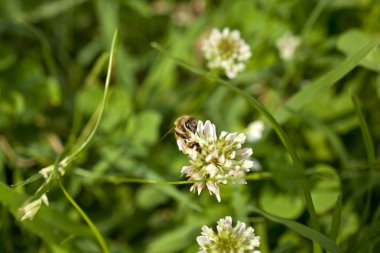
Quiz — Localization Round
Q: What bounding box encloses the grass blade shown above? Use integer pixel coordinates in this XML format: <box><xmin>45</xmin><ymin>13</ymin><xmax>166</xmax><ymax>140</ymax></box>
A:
<box><xmin>249</xmin><ymin>205</ymin><xmax>340</xmax><ymax>253</ymax></box>
<box><xmin>350</xmin><ymin>93</ymin><xmax>376</xmax><ymax>170</ymax></box>
<box><xmin>58</xmin><ymin>179</ymin><xmax>110</xmax><ymax>253</ymax></box>
<box><xmin>23</xmin><ymin>0</ymin><xmax>88</xmax><ymax>23</ymax></box>
<box><xmin>348</xmin><ymin>220</ymin><xmax>380</xmax><ymax>253</ymax></box>
<box><xmin>275</xmin><ymin>35</ymin><xmax>380</xmax><ymax>124</ymax></box>
<box><xmin>351</xmin><ymin>92</ymin><xmax>376</xmax><ymax>225</ymax></box>
<box><xmin>329</xmin><ymin>195</ymin><xmax>342</xmax><ymax>241</ymax></box>
<box><xmin>301</xmin><ymin>0</ymin><xmax>329</xmax><ymax>38</ymax></box>
<box><xmin>284</xmin><ymin>108</ymin><xmax>350</xmax><ymax>170</ymax></box>
<box><xmin>64</xmin><ymin>28</ymin><xmax>119</xmax><ymax>166</ymax></box>
<box><xmin>55</xmin><ymin>28</ymin><xmax>119</xmax><ymax>253</ymax></box>
<box><xmin>0</xmin><ymin>182</ymin><xmax>92</xmax><ymax>246</ymax></box>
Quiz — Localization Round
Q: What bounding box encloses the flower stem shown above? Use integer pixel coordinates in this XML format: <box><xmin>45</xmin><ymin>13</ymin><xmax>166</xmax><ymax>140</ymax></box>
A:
<box><xmin>58</xmin><ymin>178</ymin><xmax>110</xmax><ymax>253</ymax></box>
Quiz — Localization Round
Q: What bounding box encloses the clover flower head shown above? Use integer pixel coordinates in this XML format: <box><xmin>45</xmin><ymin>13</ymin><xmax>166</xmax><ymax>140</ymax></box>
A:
<box><xmin>275</xmin><ymin>32</ymin><xmax>301</xmax><ymax>61</ymax></box>
<box><xmin>179</xmin><ymin>120</ymin><xmax>253</xmax><ymax>202</ymax></box>
<box><xmin>245</xmin><ymin>120</ymin><xmax>265</xmax><ymax>143</ymax></box>
<box><xmin>19</xmin><ymin>194</ymin><xmax>49</xmax><ymax>221</ymax></box>
<box><xmin>196</xmin><ymin>216</ymin><xmax>261</xmax><ymax>253</ymax></box>
<box><xmin>202</xmin><ymin>27</ymin><xmax>251</xmax><ymax>79</ymax></box>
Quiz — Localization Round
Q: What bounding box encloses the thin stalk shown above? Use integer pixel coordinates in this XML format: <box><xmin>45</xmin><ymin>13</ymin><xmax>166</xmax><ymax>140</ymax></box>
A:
<box><xmin>64</xmin><ymin>29</ymin><xmax>119</xmax><ymax>166</ymax></box>
<box><xmin>351</xmin><ymin>92</ymin><xmax>376</xmax><ymax>224</ymax></box>
<box><xmin>97</xmin><ymin>169</ymin><xmax>337</xmax><ymax>185</ymax></box>
<box><xmin>58</xmin><ymin>179</ymin><xmax>109</xmax><ymax>253</ymax></box>
<box><xmin>279</xmin><ymin>0</ymin><xmax>329</xmax><ymax>92</ymax></box>
<box><xmin>301</xmin><ymin>0</ymin><xmax>329</xmax><ymax>38</ymax></box>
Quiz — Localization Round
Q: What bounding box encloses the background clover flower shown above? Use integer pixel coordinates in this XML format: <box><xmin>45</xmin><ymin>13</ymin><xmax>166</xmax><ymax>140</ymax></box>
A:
<box><xmin>179</xmin><ymin>120</ymin><xmax>254</xmax><ymax>202</ymax></box>
<box><xmin>202</xmin><ymin>27</ymin><xmax>251</xmax><ymax>79</ymax></box>
<box><xmin>275</xmin><ymin>32</ymin><xmax>301</xmax><ymax>61</ymax></box>
<box><xmin>196</xmin><ymin>216</ymin><xmax>261</xmax><ymax>253</ymax></box>
<box><xmin>245</xmin><ymin>120</ymin><xmax>265</xmax><ymax>143</ymax></box>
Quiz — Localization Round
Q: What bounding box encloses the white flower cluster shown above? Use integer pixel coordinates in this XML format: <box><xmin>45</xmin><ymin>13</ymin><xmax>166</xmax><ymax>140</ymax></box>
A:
<box><xmin>19</xmin><ymin>194</ymin><xmax>49</xmax><ymax>221</ymax></box>
<box><xmin>197</xmin><ymin>216</ymin><xmax>261</xmax><ymax>253</ymax></box>
<box><xmin>245</xmin><ymin>120</ymin><xmax>265</xmax><ymax>143</ymax></box>
<box><xmin>275</xmin><ymin>32</ymin><xmax>301</xmax><ymax>61</ymax></box>
<box><xmin>202</xmin><ymin>28</ymin><xmax>251</xmax><ymax>79</ymax></box>
<box><xmin>179</xmin><ymin>120</ymin><xmax>253</xmax><ymax>202</ymax></box>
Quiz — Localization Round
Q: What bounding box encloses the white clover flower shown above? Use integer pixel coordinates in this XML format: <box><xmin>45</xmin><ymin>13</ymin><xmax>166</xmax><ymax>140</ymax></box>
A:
<box><xmin>202</xmin><ymin>27</ymin><xmax>251</xmax><ymax>79</ymax></box>
<box><xmin>275</xmin><ymin>32</ymin><xmax>301</xmax><ymax>61</ymax></box>
<box><xmin>179</xmin><ymin>120</ymin><xmax>254</xmax><ymax>202</ymax></box>
<box><xmin>245</xmin><ymin>120</ymin><xmax>265</xmax><ymax>143</ymax></box>
<box><xmin>19</xmin><ymin>194</ymin><xmax>49</xmax><ymax>221</ymax></box>
<box><xmin>196</xmin><ymin>216</ymin><xmax>261</xmax><ymax>253</ymax></box>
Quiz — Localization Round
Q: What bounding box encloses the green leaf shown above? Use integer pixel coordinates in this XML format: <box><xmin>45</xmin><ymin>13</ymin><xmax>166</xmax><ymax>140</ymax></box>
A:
<box><xmin>0</xmin><ymin>182</ymin><xmax>93</xmax><ymax>246</ymax></box>
<box><xmin>303</xmin><ymin>130</ymin><xmax>334</xmax><ymax>161</ymax></box>
<box><xmin>145</xmin><ymin>224</ymin><xmax>201</xmax><ymax>253</ymax></box>
<box><xmin>274</xmin><ymin>34</ymin><xmax>380</xmax><ymax>124</ymax></box>
<box><xmin>329</xmin><ymin>195</ymin><xmax>342</xmax><ymax>241</ymax></box>
<box><xmin>76</xmin><ymin>85</ymin><xmax>104</xmax><ymax>115</ymax></box>
<box><xmin>259</xmin><ymin>185</ymin><xmax>304</xmax><ymax>219</ymax></box>
<box><xmin>249</xmin><ymin>205</ymin><xmax>341</xmax><ymax>253</ymax></box>
<box><xmin>23</xmin><ymin>0</ymin><xmax>89</xmax><ymax>23</ymax></box>
<box><xmin>131</xmin><ymin>110</ymin><xmax>162</xmax><ymax>145</ymax></box>
<box><xmin>101</xmin><ymin>86</ymin><xmax>132</xmax><ymax>131</ymax></box>
<box><xmin>349</xmin><ymin>220</ymin><xmax>380</xmax><ymax>253</ymax></box>
<box><xmin>311</xmin><ymin>165</ymin><xmax>341</xmax><ymax>215</ymax></box>
<box><xmin>136</xmin><ymin>185</ymin><xmax>169</xmax><ymax>210</ymax></box>
<box><xmin>46</xmin><ymin>76</ymin><xmax>61</xmax><ymax>106</ymax></box>
<box><xmin>336</xmin><ymin>202</ymin><xmax>359</xmax><ymax>243</ymax></box>
<box><xmin>337</xmin><ymin>30</ymin><xmax>380</xmax><ymax>72</ymax></box>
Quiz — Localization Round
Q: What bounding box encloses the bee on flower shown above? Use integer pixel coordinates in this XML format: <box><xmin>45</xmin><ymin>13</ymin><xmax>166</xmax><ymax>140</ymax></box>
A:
<box><xmin>175</xmin><ymin>116</ymin><xmax>254</xmax><ymax>202</ymax></box>
<box><xmin>196</xmin><ymin>216</ymin><xmax>261</xmax><ymax>253</ymax></box>
<box><xmin>202</xmin><ymin>27</ymin><xmax>252</xmax><ymax>79</ymax></box>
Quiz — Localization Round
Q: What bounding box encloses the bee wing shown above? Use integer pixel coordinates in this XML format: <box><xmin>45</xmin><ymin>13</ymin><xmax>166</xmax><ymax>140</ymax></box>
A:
<box><xmin>177</xmin><ymin>139</ymin><xmax>185</xmax><ymax>151</ymax></box>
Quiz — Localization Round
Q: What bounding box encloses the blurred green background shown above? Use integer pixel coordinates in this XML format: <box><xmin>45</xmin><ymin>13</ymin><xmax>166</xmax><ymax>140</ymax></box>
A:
<box><xmin>1</xmin><ymin>0</ymin><xmax>380</xmax><ymax>252</ymax></box>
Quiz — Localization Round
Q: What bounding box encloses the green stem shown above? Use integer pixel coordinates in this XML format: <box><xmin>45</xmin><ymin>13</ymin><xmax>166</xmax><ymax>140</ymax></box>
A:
<box><xmin>301</xmin><ymin>0</ymin><xmax>329</xmax><ymax>38</ymax></box>
<box><xmin>351</xmin><ymin>92</ymin><xmax>376</xmax><ymax>224</ymax></box>
<box><xmin>280</xmin><ymin>0</ymin><xmax>329</xmax><ymax>92</ymax></box>
<box><xmin>65</xmin><ymin>28</ymin><xmax>119</xmax><ymax>166</ymax></box>
<box><xmin>58</xmin><ymin>179</ymin><xmax>110</xmax><ymax>253</ymax></box>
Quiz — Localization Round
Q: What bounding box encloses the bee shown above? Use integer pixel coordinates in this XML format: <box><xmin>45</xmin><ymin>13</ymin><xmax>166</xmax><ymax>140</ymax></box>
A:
<box><xmin>174</xmin><ymin>115</ymin><xmax>200</xmax><ymax>152</ymax></box>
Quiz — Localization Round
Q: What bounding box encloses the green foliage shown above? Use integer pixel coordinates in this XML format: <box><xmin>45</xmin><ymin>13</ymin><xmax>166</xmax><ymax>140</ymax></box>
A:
<box><xmin>249</xmin><ymin>205</ymin><xmax>340</xmax><ymax>253</ymax></box>
<box><xmin>1</xmin><ymin>0</ymin><xmax>380</xmax><ymax>252</ymax></box>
